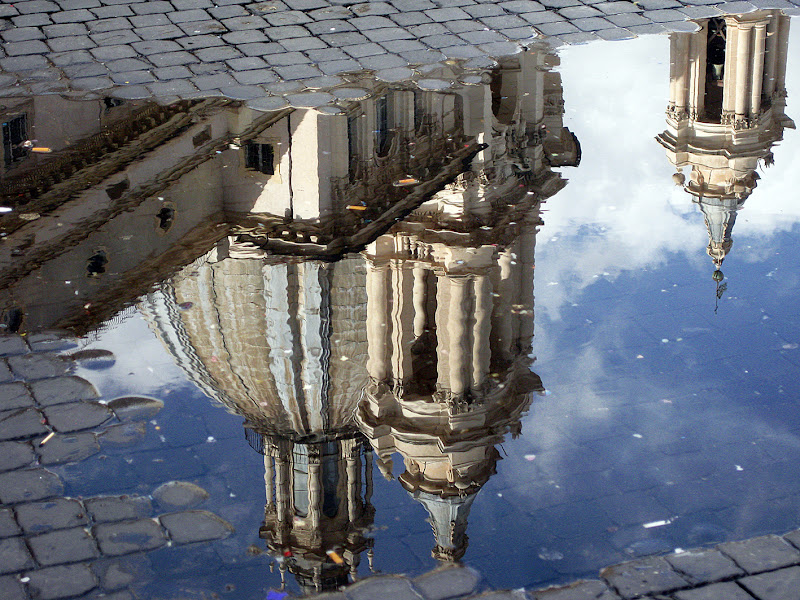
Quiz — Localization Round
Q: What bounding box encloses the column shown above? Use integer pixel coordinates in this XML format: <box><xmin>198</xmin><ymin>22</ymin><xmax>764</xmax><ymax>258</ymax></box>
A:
<box><xmin>763</xmin><ymin>15</ymin><xmax>779</xmax><ymax>98</ymax></box>
<box><xmin>734</xmin><ymin>24</ymin><xmax>753</xmax><ymax>120</ymax></box>
<box><xmin>308</xmin><ymin>455</ymin><xmax>322</xmax><ymax>529</ymax></box>
<box><xmin>472</xmin><ymin>275</ymin><xmax>491</xmax><ymax>391</ymax></box>
<box><xmin>435</xmin><ymin>273</ymin><xmax>451</xmax><ymax>390</ymax></box>
<box><xmin>668</xmin><ymin>34</ymin><xmax>679</xmax><ymax>108</ymax></box>
<box><xmin>390</xmin><ymin>261</ymin><xmax>415</xmax><ymax>387</ymax></box>
<box><xmin>774</xmin><ymin>15</ymin><xmax>790</xmax><ymax>95</ymax></box>
<box><xmin>722</xmin><ymin>20</ymin><xmax>739</xmax><ymax>118</ymax></box>
<box><xmin>492</xmin><ymin>252</ymin><xmax>514</xmax><ymax>363</ymax></box>
<box><xmin>346</xmin><ymin>445</ymin><xmax>359</xmax><ymax>522</ymax></box>
<box><xmin>275</xmin><ymin>453</ymin><xmax>290</xmax><ymax>523</ymax></box>
<box><xmin>366</xmin><ymin>263</ymin><xmax>389</xmax><ymax>381</ymax></box>
<box><xmin>750</xmin><ymin>23</ymin><xmax>767</xmax><ymax>116</ymax></box>
<box><xmin>448</xmin><ymin>277</ymin><xmax>469</xmax><ymax>396</ymax></box>
<box><xmin>412</xmin><ymin>264</ymin><xmax>428</xmax><ymax>338</ymax></box>
<box><xmin>264</xmin><ymin>455</ymin><xmax>275</xmax><ymax>510</ymax></box>
<box><xmin>688</xmin><ymin>22</ymin><xmax>707</xmax><ymax>118</ymax></box>
<box><xmin>674</xmin><ymin>33</ymin><xmax>690</xmax><ymax>114</ymax></box>
<box><xmin>365</xmin><ymin>448</ymin><xmax>373</xmax><ymax>505</ymax></box>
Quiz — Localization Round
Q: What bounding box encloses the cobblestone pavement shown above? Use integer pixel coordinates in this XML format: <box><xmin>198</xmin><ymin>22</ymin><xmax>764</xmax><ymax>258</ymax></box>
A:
<box><xmin>0</xmin><ymin>332</ymin><xmax>235</xmax><ymax>600</ymax></box>
<box><xmin>308</xmin><ymin>531</ymin><xmax>800</xmax><ymax>600</ymax></box>
<box><xmin>0</xmin><ymin>0</ymin><xmax>797</xmax><ymax>110</ymax></box>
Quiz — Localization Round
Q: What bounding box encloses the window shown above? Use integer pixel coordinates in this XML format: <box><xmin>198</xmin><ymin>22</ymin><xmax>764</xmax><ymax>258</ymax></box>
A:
<box><xmin>3</xmin><ymin>114</ymin><xmax>28</xmax><ymax>168</ymax></box>
<box><xmin>245</xmin><ymin>142</ymin><xmax>274</xmax><ymax>175</ymax></box>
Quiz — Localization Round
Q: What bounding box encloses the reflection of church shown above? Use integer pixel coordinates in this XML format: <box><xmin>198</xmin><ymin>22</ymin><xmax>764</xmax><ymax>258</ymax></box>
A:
<box><xmin>354</xmin><ymin>48</ymin><xmax>577</xmax><ymax>562</ymax></box>
<box><xmin>657</xmin><ymin>10</ymin><xmax>794</xmax><ymax>276</ymax></box>
<box><xmin>6</xmin><ymin>40</ymin><xmax>578</xmax><ymax>585</ymax></box>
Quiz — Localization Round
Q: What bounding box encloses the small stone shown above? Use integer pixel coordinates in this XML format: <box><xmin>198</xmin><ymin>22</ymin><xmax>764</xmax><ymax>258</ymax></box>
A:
<box><xmin>0</xmin><ymin>362</ymin><xmax>12</xmax><ymax>384</ymax></box>
<box><xmin>159</xmin><ymin>510</ymin><xmax>234</xmax><ymax>544</ymax></box>
<box><xmin>739</xmin><ymin>565</ymin><xmax>800</xmax><ymax>600</ymax></box>
<box><xmin>94</xmin><ymin>519</ymin><xmax>167</xmax><ymax>555</ymax></box>
<box><xmin>65</xmin><ymin>349</ymin><xmax>115</xmax><ymax>370</ymax></box>
<box><xmin>0</xmin><ymin>507</ymin><xmax>20</xmax><ymax>538</ymax></box>
<box><xmin>332</xmin><ymin>87</ymin><xmax>370</xmax><ymax>100</ymax></box>
<box><xmin>534</xmin><ymin>580</ymin><xmax>620</xmax><ymax>600</ymax></box>
<box><xmin>375</xmin><ymin>67</ymin><xmax>415</xmax><ymax>82</ymax></box>
<box><xmin>0</xmin><ymin>335</ymin><xmax>28</xmax><ymax>356</ymax></box>
<box><xmin>718</xmin><ymin>534</ymin><xmax>800</xmax><ymax>574</ymax></box>
<box><xmin>153</xmin><ymin>481</ymin><xmax>210</xmax><ymax>510</ymax></box>
<box><xmin>674</xmin><ymin>581</ymin><xmax>755</xmax><ymax>600</ymax></box>
<box><xmin>43</xmin><ymin>401</ymin><xmax>112</xmax><ymax>433</ymax></box>
<box><xmin>346</xmin><ymin>576</ymin><xmax>422</xmax><ymax>600</ymax></box>
<box><xmin>245</xmin><ymin>96</ymin><xmax>289</xmax><ymax>111</ymax></box>
<box><xmin>414</xmin><ymin>565</ymin><xmax>480</xmax><ymax>600</ymax></box>
<box><xmin>106</xmin><ymin>397</ymin><xmax>164</xmax><ymax>422</ymax></box>
<box><xmin>37</xmin><ymin>431</ymin><xmax>100</xmax><ymax>465</ymax></box>
<box><xmin>286</xmin><ymin>92</ymin><xmax>335</xmax><ymax>107</ymax></box>
<box><xmin>601</xmin><ymin>556</ymin><xmax>689</xmax><ymax>597</ymax></box>
<box><xmin>665</xmin><ymin>548</ymin><xmax>743</xmax><ymax>584</ymax></box>
<box><xmin>0</xmin><ymin>537</ymin><xmax>35</xmax><ymax>574</ymax></box>
<box><xmin>0</xmin><ymin>468</ymin><xmax>63</xmax><ymax>504</ymax></box>
<box><xmin>0</xmin><ymin>408</ymin><xmax>48</xmax><ymax>441</ymax></box>
<box><xmin>25</xmin><ymin>564</ymin><xmax>98</xmax><ymax>600</ymax></box>
<box><xmin>28</xmin><ymin>526</ymin><xmax>99</xmax><ymax>566</ymax></box>
<box><xmin>26</xmin><ymin>331</ymin><xmax>78</xmax><ymax>353</ymax></box>
<box><xmin>0</xmin><ymin>441</ymin><xmax>34</xmax><ymax>471</ymax></box>
<box><xmin>85</xmin><ymin>495</ymin><xmax>152</xmax><ymax>523</ymax></box>
<box><xmin>0</xmin><ymin>383</ymin><xmax>34</xmax><ymax>410</ymax></box>
<box><xmin>15</xmin><ymin>498</ymin><xmax>88</xmax><ymax>533</ymax></box>
<box><xmin>7</xmin><ymin>354</ymin><xmax>68</xmax><ymax>381</ymax></box>
<box><xmin>0</xmin><ymin>575</ymin><xmax>26</xmax><ymax>600</ymax></box>
<box><xmin>416</xmin><ymin>78</ymin><xmax>452</xmax><ymax>90</ymax></box>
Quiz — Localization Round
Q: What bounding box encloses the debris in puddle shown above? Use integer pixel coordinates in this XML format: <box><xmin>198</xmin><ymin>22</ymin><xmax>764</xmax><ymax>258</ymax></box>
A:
<box><xmin>643</xmin><ymin>519</ymin><xmax>672</xmax><ymax>528</ymax></box>
<box><xmin>326</xmin><ymin>550</ymin><xmax>344</xmax><ymax>564</ymax></box>
<box><xmin>538</xmin><ymin>548</ymin><xmax>564</xmax><ymax>560</ymax></box>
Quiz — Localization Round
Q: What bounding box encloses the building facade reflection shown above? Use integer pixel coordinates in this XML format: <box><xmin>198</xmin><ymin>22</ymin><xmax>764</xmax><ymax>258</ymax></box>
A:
<box><xmin>13</xmin><ymin>43</ymin><xmax>578</xmax><ymax>588</ymax></box>
<box><xmin>354</xmin><ymin>48</ymin><xmax>577</xmax><ymax>562</ymax></box>
<box><xmin>657</xmin><ymin>10</ymin><xmax>794</xmax><ymax>276</ymax></box>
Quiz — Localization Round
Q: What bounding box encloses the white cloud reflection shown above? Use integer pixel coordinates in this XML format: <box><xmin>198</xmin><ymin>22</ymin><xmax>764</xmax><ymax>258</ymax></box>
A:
<box><xmin>536</xmin><ymin>24</ymin><xmax>800</xmax><ymax>321</ymax></box>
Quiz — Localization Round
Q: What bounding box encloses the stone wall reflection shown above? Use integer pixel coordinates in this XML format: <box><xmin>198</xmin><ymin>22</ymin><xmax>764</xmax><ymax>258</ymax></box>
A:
<box><xmin>658</xmin><ymin>10</ymin><xmax>795</xmax><ymax>277</ymax></box>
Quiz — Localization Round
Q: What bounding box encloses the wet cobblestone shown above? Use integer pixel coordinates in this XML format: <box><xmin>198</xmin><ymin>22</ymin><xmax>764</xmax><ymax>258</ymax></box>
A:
<box><xmin>299</xmin><ymin>527</ymin><xmax>800</xmax><ymax>599</ymax></box>
<box><xmin>0</xmin><ymin>0</ymin><xmax>795</xmax><ymax>107</ymax></box>
<box><xmin>0</xmin><ymin>333</ymin><xmax>234</xmax><ymax>600</ymax></box>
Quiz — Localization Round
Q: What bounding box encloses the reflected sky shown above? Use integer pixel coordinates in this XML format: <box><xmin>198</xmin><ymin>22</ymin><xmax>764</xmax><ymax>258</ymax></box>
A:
<box><xmin>3</xmin><ymin>12</ymin><xmax>800</xmax><ymax>598</ymax></box>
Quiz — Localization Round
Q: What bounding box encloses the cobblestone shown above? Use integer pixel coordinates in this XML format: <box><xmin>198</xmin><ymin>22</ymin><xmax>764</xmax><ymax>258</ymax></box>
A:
<box><xmin>15</xmin><ymin>498</ymin><xmax>89</xmax><ymax>533</ymax></box>
<box><xmin>4</xmin><ymin>0</ymin><xmax>784</xmax><ymax>106</ymax></box>
<box><xmin>718</xmin><ymin>534</ymin><xmax>800</xmax><ymax>574</ymax></box>
<box><xmin>94</xmin><ymin>518</ymin><xmax>168</xmax><ymax>555</ymax></box>
<box><xmin>85</xmin><ymin>495</ymin><xmax>153</xmax><ymax>523</ymax></box>
<box><xmin>28</xmin><ymin>526</ymin><xmax>100</xmax><ymax>565</ymax></box>
<box><xmin>25</xmin><ymin>563</ymin><xmax>98</xmax><ymax>600</ymax></box>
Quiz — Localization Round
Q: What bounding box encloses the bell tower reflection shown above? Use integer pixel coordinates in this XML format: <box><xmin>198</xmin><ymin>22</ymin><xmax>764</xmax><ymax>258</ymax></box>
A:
<box><xmin>658</xmin><ymin>10</ymin><xmax>794</xmax><ymax>278</ymax></box>
<box><xmin>355</xmin><ymin>47</ymin><xmax>577</xmax><ymax>562</ymax></box>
